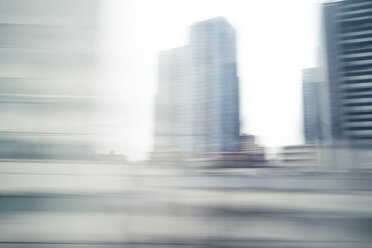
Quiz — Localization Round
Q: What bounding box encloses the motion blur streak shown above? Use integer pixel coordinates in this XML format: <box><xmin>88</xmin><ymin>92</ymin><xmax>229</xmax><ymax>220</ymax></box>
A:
<box><xmin>0</xmin><ymin>0</ymin><xmax>372</xmax><ymax>248</ymax></box>
<box><xmin>0</xmin><ymin>0</ymin><xmax>101</xmax><ymax>160</ymax></box>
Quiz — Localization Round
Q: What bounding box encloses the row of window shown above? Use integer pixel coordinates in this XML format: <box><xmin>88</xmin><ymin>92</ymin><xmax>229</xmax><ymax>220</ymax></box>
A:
<box><xmin>340</xmin><ymin>8</ymin><xmax>372</xmax><ymax>20</ymax></box>
<box><xmin>343</xmin><ymin>63</ymin><xmax>372</xmax><ymax>71</ymax></box>
<box><xmin>343</xmin><ymin>78</ymin><xmax>372</xmax><ymax>84</ymax></box>
<box><xmin>342</xmin><ymin>39</ymin><xmax>372</xmax><ymax>50</ymax></box>
<box><xmin>344</xmin><ymin>93</ymin><xmax>372</xmax><ymax>99</ymax></box>
<box><xmin>340</xmin><ymin>2</ymin><xmax>372</xmax><ymax>14</ymax></box>
<box><xmin>343</xmin><ymin>69</ymin><xmax>372</xmax><ymax>76</ymax></box>
<box><xmin>346</xmin><ymin>110</ymin><xmax>372</xmax><ymax>115</ymax></box>
<box><xmin>341</xmin><ymin>32</ymin><xmax>372</xmax><ymax>41</ymax></box>
<box><xmin>344</xmin><ymin>102</ymin><xmax>372</xmax><ymax>107</ymax></box>
<box><xmin>342</xmin><ymin>44</ymin><xmax>372</xmax><ymax>54</ymax></box>
<box><xmin>346</xmin><ymin>117</ymin><xmax>372</xmax><ymax>122</ymax></box>
<box><xmin>342</xmin><ymin>54</ymin><xmax>372</xmax><ymax>62</ymax></box>
<box><xmin>346</xmin><ymin>126</ymin><xmax>372</xmax><ymax>130</ymax></box>
<box><xmin>341</xmin><ymin>20</ymin><xmax>372</xmax><ymax>33</ymax></box>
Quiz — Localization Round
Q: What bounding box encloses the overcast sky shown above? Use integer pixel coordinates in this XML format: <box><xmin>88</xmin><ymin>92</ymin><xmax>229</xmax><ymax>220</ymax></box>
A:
<box><xmin>96</xmin><ymin>0</ymin><xmax>323</xmax><ymax>160</ymax></box>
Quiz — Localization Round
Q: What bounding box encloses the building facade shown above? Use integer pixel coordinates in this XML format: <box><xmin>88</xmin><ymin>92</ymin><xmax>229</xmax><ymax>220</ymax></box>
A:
<box><xmin>322</xmin><ymin>0</ymin><xmax>372</xmax><ymax>146</ymax></box>
<box><xmin>154</xmin><ymin>17</ymin><xmax>240</xmax><ymax>154</ymax></box>
<box><xmin>302</xmin><ymin>68</ymin><xmax>324</xmax><ymax>144</ymax></box>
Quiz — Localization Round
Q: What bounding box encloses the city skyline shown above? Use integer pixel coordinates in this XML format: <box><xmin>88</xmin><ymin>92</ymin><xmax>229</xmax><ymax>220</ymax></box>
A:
<box><xmin>99</xmin><ymin>0</ymin><xmax>321</xmax><ymax>159</ymax></box>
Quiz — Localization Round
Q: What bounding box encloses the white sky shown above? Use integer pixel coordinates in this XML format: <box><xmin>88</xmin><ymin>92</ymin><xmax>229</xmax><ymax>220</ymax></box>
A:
<box><xmin>96</xmin><ymin>0</ymin><xmax>323</xmax><ymax>160</ymax></box>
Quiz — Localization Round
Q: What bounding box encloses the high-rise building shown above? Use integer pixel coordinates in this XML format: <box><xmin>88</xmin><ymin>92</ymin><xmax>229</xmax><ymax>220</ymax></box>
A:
<box><xmin>302</xmin><ymin>68</ymin><xmax>324</xmax><ymax>143</ymax></box>
<box><xmin>321</xmin><ymin>0</ymin><xmax>372</xmax><ymax>146</ymax></box>
<box><xmin>154</xmin><ymin>17</ymin><xmax>240</xmax><ymax>154</ymax></box>
<box><xmin>154</xmin><ymin>46</ymin><xmax>191</xmax><ymax>151</ymax></box>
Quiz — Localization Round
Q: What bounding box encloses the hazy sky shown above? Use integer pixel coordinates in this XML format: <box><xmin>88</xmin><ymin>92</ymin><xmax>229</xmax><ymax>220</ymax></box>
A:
<box><xmin>97</xmin><ymin>0</ymin><xmax>323</xmax><ymax>160</ymax></box>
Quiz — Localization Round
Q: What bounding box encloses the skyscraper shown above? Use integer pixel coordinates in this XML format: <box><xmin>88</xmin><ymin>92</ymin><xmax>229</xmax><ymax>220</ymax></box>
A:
<box><xmin>154</xmin><ymin>17</ymin><xmax>240</xmax><ymax>154</ymax></box>
<box><xmin>302</xmin><ymin>68</ymin><xmax>323</xmax><ymax>144</ymax></box>
<box><xmin>321</xmin><ymin>0</ymin><xmax>372</xmax><ymax>146</ymax></box>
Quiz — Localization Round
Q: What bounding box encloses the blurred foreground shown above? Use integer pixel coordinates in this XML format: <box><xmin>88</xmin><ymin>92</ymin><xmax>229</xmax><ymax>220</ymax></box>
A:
<box><xmin>0</xmin><ymin>159</ymin><xmax>371</xmax><ymax>248</ymax></box>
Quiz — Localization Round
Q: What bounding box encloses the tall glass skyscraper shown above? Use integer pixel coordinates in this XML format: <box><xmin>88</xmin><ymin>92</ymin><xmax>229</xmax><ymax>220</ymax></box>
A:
<box><xmin>154</xmin><ymin>17</ymin><xmax>240</xmax><ymax>153</ymax></box>
<box><xmin>322</xmin><ymin>0</ymin><xmax>372</xmax><ymax>146</ymax></box>
<box><xmin>302</xmin><ymin>68</ymin><xmax>324</xmax><ymax>144</ymax></box>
